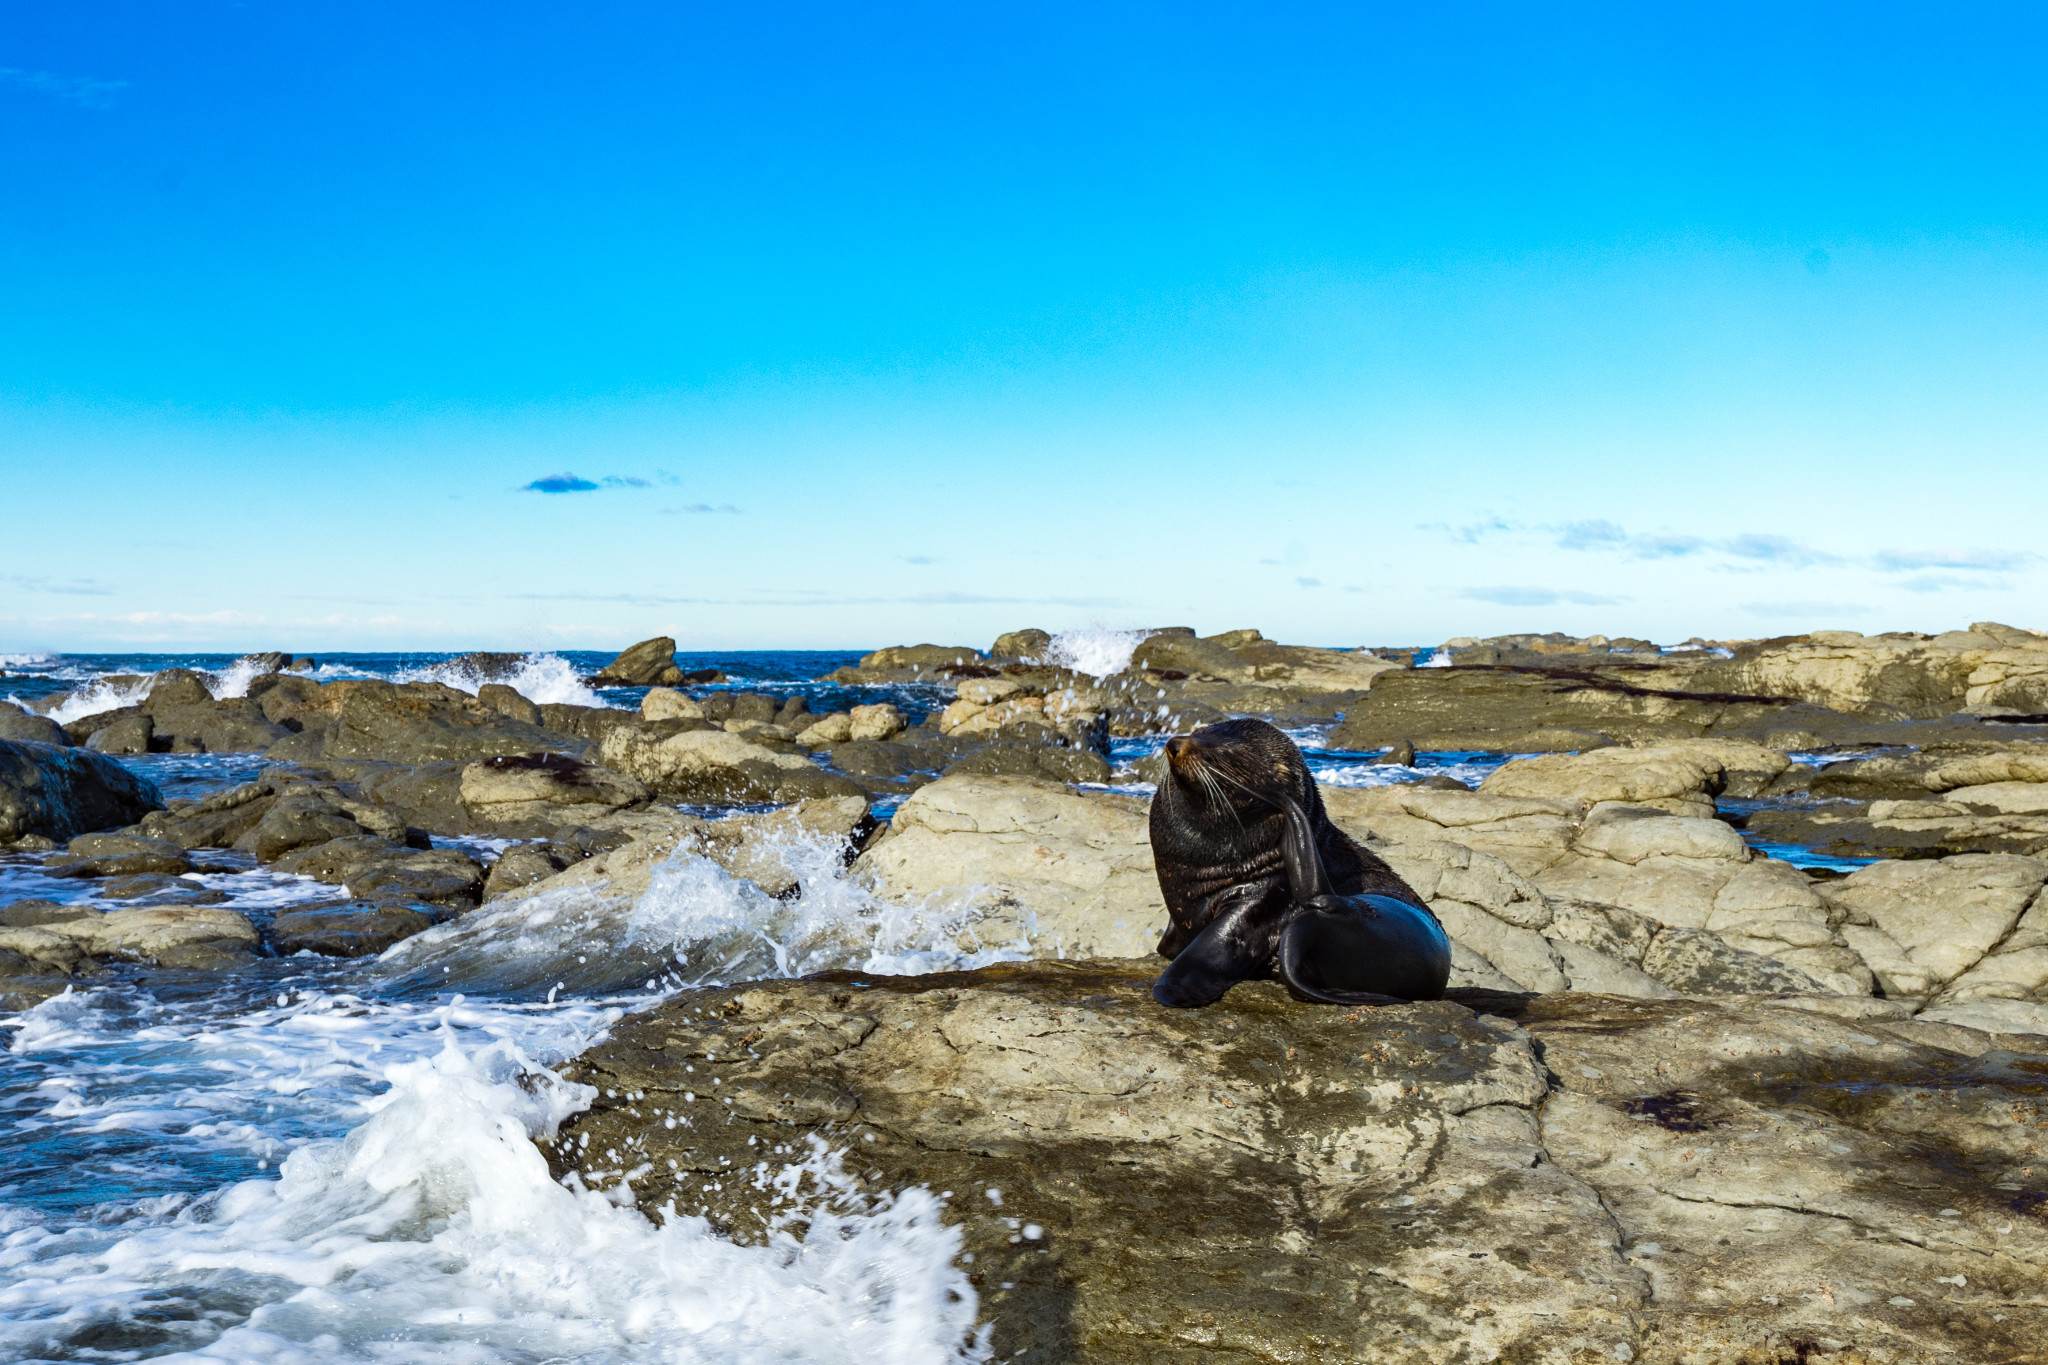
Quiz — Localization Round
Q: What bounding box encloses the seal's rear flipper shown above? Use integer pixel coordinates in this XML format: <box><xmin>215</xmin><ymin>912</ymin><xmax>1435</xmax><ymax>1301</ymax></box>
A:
<box><xmin>1277</xmin><ymin>897</ymin><xmax>1452</xmax><ymax>1004</ymax></box>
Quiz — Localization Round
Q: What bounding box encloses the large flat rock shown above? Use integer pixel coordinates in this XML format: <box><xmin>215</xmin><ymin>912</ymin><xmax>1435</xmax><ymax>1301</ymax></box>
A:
<box><xmin>551</xmin><ymin>961</ymin><xmax>2048</xmax><ymax>1363</ymax></box>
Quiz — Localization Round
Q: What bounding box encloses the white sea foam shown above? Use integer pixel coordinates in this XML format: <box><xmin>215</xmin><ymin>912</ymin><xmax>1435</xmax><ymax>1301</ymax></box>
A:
<box><xmin>39</xmin><ymin>673</ymin><xmax>159</xmax><ymax>724</ymax></box>
<box><xmin>397</xmin><ymin>651</ymin><xmax>613</xmax><ymax>708</ymax></box>
<box><xmin>206</xmin><ymin>654</ymin><xmax>278</xmax><ymax>699</ymax></box>
<box><xmin>378</xmin><ymin>830</ymin><xmax>1031</xmax><ymax>998</ymax></box>
<box><xmin>1037</xmin><ymin>626</ymin><xmax>1147</xmax><ymax>679</ymax></box>
<box><xmin>1419</xmin><ymin>647</ymin><xmax>1454</xmax><ymax>668</ymax></box>
<box><xmin>0</xmin><ymin>1020</ymin><xmax>987</xmax><ymax>1363</ymax></box>
<box><xmin>0</xmin><ymin>651</ymin><xmax>58</xmax><ymax>672</ymax></box>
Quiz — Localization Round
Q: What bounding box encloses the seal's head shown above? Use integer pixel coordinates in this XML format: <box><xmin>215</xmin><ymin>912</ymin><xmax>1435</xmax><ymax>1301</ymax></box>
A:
<box><xmin>1153</xmin><ymin>717</ymin><xmax>1316</xmax><ymax>854</ymax></box>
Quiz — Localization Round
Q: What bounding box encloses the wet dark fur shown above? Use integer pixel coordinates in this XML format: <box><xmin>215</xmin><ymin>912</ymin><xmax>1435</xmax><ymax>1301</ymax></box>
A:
<box><xmin>1148</xmin><ymin>717</ymin><xmax>1447</xmax><ymax>1007</ymax></box>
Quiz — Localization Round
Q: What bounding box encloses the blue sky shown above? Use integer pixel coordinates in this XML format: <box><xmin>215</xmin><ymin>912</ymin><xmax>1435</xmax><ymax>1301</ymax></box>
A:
<box><xmin>3</xmin><ymin>2</ymin><xmax>2044</xmax><ymax>652</ymax></box>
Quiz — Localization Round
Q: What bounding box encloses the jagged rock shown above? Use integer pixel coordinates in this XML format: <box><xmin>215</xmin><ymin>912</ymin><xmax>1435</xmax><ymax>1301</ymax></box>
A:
<box><xmin>138</xmin><ymin>781</ymin><xmax>278</xmax><ymax>850</ymax></box>
<box><xmin>0</xmin><ymin>706</ymin><xmax>69</xmax><ymax>746</ymax></box>
<box><xmin>1680</xmin><ymin>631</ymin><xmax>2006</xmax><ymax>717</ymax></box>
<box><xmin>1638</xmin><ymin>925</ymin><xmax>1829</xmax><ymax>993</ymax></box>
<box><xmin>270</xmin><ymin>900</ymin><xmax>436</xmax><ymax>957</ymax></box>
<box><xmin>590</xmin><ymin>636</ymin><xmax>687</xmax><ymax>686</ymax></box>
<box><xmin>538</xmin><ymin>702</ymin><xmax>642</xmax><ymax>744</ymax></box>
<box><xmin>1328</xmin><ymin>666</ymin><xmax>1809</xmax><ymax>752</ymax></box>
<box><xmin>1322</xmin><ymin>785</ymin><xmax>1581</xmax><ymax>877</ymax></box>
<box><xmin>270</xmin><ymin>835</ymin><xmax>485</xmax><ymax>909</ymax></box>
<box><xmin>234</xmin><ymin>791</ymin><xmax>373</xmax><ymax>862</ymax></box>
<box><xmin>495</xmin><ymin>795</ymin><xmax>872</xmax><ymax>906</ymax></box>
<box><xmin>1215</xmin><ymin>639</ymin><xmax>1400</xmax><ymax>692</ymax></box>
<box><xmin>1127</xmin><ymin>631</ymin><xmax>1252</xmax><ymax>681</ymax></box>
<box><xmin>550</xmin><ymin>963</ymin><xmax>2048</xmax><ymax>1364</ymax></box>
<box><xmin>457</xmin><ymin>753</ymin><xmax>649</xmax><ymax>824</ymax></box>
<box><xmin>321</xmin><ymin>681</ymin><xmax>584</xmax><ymax>763</ymax></box>
<box><xmin>598</xmin><ymin>726</ymin><xmax>864</xmax><ymax>805</ymax></box>
<box><xmin>823</xmin><ymin>644</ymin><xmax>989</xmax><ymax>683</ymax></box>
<box><xmin>0</xmin><ymin>738</ymin><xmax>164</xmax><ymax>842</ymax></box>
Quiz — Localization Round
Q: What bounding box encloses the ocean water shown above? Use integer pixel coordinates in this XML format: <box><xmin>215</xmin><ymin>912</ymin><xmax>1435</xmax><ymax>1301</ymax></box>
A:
<box><xmin>0</xmin><ymin>649</ymin><xmax>1024</xmax><ymax>1362</ymax></box>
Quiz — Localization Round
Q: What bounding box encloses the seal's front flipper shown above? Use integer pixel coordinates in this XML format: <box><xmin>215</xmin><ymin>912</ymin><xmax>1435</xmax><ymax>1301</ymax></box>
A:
<box><xmin>1277</xmin><ymin>895</ymin><xmax>1452</xmax><ymax>1005</ymax></box>
<box><xmin>1152</xmin><ymin>886</ymin><xmax>1266</xmax><ymax>1009</ymax></box>
<box><xmin>1277</xmin><ymin>797</ymin><xmax>1333</xmax><ymax>905</ymax></box>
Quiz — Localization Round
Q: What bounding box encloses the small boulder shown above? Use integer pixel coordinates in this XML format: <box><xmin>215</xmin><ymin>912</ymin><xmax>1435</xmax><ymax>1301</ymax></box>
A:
<box><xmin>990</xmin><ymin>628</ymin><xmax>1051</xmax><ymax>659</ymax></box>
<box><xmin>640</xmin><ymin>688</ymin><xmax>704</xmax><ymax>721</ymax></box>
<box><xmin>794</xmin><ymin>713</ymin><xmax>853</xmax><ymax>746</ymax></box>
<box><xmin>85</xmin><ymin>713</ymin><xmax>154</xmax><ymax>755</ymax></box>
<box><xmin>476</xmin><ymin>683</ymin><xmax>543</xmax><ymax>725</ymax></box>
<box><xmin>234</xmin><ymin>792</ymin><xmax>372</xmax><ymax>862</ymax></box>
<box><xmin>271</xmin><ymin>901</ymin><xmax>435</xmax><ymax>957</ymax></box>
<box><xmin>848</xmin><ymin>703</ymin><xmax>907</xmax><ymax>741</ymax></box>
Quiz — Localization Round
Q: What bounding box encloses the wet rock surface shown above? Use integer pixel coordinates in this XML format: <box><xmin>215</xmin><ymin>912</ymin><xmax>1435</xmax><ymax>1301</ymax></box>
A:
<box><xmin>0</xmin><ymin>738</ymin><xmax>164</xmax><ymax>843</ymax></box>
<box><xmin>551</xmin><ymin>960</ymin><xmax>2048</xmax><ymax>1364</ymax></box>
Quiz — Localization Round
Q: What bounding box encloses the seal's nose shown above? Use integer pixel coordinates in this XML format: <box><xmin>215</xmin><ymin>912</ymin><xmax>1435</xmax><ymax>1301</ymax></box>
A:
<box><xmin>1165</xmin><ymin>736</ymin><xmax>1190</xmax><ymax>761</ymax></box>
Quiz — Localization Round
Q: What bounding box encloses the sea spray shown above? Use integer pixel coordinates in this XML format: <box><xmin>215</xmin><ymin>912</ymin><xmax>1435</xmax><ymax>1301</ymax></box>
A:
<box><xmin>375</xmin><ymin>828</ymin><xmax>1031</xmax><ymax>999</ymax></box>
<box><xmin>1036</xmin><ymin>626</ymin><xmax>1148</xmax><ymax>679</ymax></box>
<box><xmin>0</xmin><ymin>1024</ymin><xmax>989</xmax><ymax>1363</ymax></box>
<box><xmin>396</xmin><ymin>651</ymin><xmax>612</xmax><ymax>708</ymax></box>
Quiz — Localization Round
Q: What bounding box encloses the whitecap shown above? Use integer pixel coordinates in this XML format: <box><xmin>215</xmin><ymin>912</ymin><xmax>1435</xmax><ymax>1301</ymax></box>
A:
<box><xmin>397</xmin><ymin>652</ymin><xmax>613</xmax><ymax>708</ymax></box>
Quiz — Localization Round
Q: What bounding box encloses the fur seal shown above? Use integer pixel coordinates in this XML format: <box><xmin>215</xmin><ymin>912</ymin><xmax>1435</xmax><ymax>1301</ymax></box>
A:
<box><xmin>1148</xmin><ymin>717</ymin><xmax>1452</xmax><ymax>1008</ymax></box>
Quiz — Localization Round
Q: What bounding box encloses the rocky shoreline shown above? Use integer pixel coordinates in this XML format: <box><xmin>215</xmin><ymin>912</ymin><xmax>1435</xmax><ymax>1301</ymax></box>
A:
<box><xmin>6</xmin><ymin>622</ymin><xmax>2048</xmax><ymax>1359</ymax></box>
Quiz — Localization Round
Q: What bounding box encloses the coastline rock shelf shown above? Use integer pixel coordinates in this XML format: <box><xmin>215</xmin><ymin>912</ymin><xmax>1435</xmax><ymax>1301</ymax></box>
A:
<box><xmin>553</xmin><ymin>960</ymin><xmax>2048</xmax><ymax>1364</ymax></box>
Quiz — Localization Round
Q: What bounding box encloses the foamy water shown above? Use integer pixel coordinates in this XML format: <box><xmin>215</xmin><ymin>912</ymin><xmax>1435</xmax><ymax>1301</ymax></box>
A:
<box><xmin>0</xmin><ymin>822</ymin><xmax>1019</xmax><ymax>1361</ymax></box>
<box><xmin>394</xmin><ymin>652</ymin><xmax>611</xmax><ymax>709</ymax></box>
<box><xmin>1035</xmin><ymin>626</ymin><xmax>1147</xmax><ymax>679</ymax></box>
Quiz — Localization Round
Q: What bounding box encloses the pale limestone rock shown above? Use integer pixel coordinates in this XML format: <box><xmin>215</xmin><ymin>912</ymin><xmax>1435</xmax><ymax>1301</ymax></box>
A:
<box><xmin>42</xmin><ymin>906</ymin><xmax>258</xmax><ymax>963</ymax></box>
<box><xmin>1480</xmin><ymin>745</ymin><xmax>1725</xmax><ymax>818</ymax></box>
<box><xmin>1374</xmin><ymin>838</ymin><xmax>1552</xmax><ymax>930</ymax></box>
<box><xmin>639</xmin><ymin>687</ymin><xmax>703</xmax><ymax>721</ymax></box>
<box><xmin>946</xmin><ymin>696</ymin><xmax>1054</xmax><ymax>738</ymax></box>
<box><xmin>1549</xmin><ymin>937</ymin><xmax>1677</xmax><ymax>997</ymax></box>
<box><xmin>1320</xmin><ymin>784</ymin><xmax>1579</xmax><ymax>876</ymax></box>
<box><xmin>953</xmin><ymin>677</ymin><xmax>1026</xmax><ymax>707</ymax></box>
<box><xmin>1924</xmin><ymin>749</ymin><xmax>2048</xmax><ymax>790</ymax></box>
<box><xmin>1827</xmin><ymin>854</ymin><xmax>2048</xmax><ymax>989</ymax></box>
<box><xmin>936</xmin><ymin>699</ymin><xmax>985</xmax><ymax>733</ymax></box>
<box><xmin>1946</xmin><ymin>780</ymin><xmax>2048</xmax><ymax>814</ymax></box>
<box><xmin>847</xmin><ymin>702</ymin><xmax>907</xmax><ymax>741</ymax></box>
<box><xmin>1836</xmin><ymin>921</ymin><xmax>1939</xmax><ymax>1000</ymax></box>
<box><xmin>794</xmin><ymin>712</ymin><xmax>853</xmax><ymax>745</ymax></box>
<box><xmin>1571</xmin><ymin>807</ymin><xmax>1749</xmax><ymax>863</ymax></box>
<box><xmin>598</xmin><ymin>725</ymin><xmax>863</xmax><ymax>804</ymax></box>
<box><xmin>1427</xmin><ymin>899</ymin><xmax>1567</xmax><ymax>991</ymax></box>
<box><xmin>854</xmin><ymin>774</ymin><xmax>1163</xmax><ymax>957</ymax></box>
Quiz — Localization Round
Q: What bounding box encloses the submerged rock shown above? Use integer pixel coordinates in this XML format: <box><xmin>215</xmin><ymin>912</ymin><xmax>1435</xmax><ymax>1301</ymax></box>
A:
<box><xmin>551</xmin><ymin>961</ymin><xmax>2048</xmax><ymax>1363</ymax></box>
<box><xmin>0</xmin><ymin>738</ymin><xmax>164</xmax><ymax>844</ymax></box>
